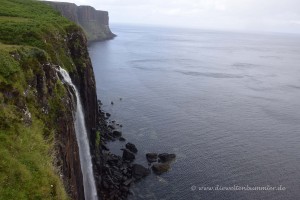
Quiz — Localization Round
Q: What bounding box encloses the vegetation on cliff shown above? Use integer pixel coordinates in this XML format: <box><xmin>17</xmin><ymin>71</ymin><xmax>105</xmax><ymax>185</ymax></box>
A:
<box><xmin>0</xmin><ymin>0</ymin><xmax>95</xmax><ymax>199</ymax></box>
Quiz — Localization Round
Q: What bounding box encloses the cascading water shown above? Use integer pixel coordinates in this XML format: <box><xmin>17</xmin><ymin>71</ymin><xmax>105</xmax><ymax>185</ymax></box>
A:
<box><xmin>57</xmin><ymin>67</ymin><xmax>98</xmax><ymax>200</ymax></box>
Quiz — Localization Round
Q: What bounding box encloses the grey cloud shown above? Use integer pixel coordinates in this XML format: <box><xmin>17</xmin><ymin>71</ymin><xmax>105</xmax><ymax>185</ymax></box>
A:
<box><xmin>48</xmin><ymin>0</ymin><xmax>300</xmax><ymax>33</ymax></box>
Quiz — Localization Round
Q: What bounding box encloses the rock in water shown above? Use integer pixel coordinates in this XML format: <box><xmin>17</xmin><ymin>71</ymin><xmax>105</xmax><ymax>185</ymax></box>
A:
<box><xmin>158</xmin><ymin>153</ymin><xmax>176</xmax><ymax>163</ymax></box>
<box><xmin>101</xmin><ymin>144</ymin><xmax>109</xmax><ymax>151</ymax></box>
<box><xmin>112</xmin><ymin>130</ymin><xmax>122</xmax><ymax>137</ymax></box>
<box><xmin>122</xmin><ymin>149</ymin><xmax>135</xmax><ymax>162</ymax></box>
<box><xmin>152</xmin><ymin>163</ymin><xmax>171</xmax><ymax>175</ymax></box>
<box><xmin>146</xmin><ymin>153</ymin><xmax>158</xmax><ymax>163</ymax></box>
<box><xmin>132</xmin><ymin>164</ymin><xmax>150</xmax><ymax>180</ymax></box>
<box><xmin>125</xmin><ymin>142</ymin><xmax>138</xmax><ymax>153</ymax></box>
<box><xmin>108</xmin><ymin>125</ymin><xmax>115</xmax><ymax>130</ymax></box>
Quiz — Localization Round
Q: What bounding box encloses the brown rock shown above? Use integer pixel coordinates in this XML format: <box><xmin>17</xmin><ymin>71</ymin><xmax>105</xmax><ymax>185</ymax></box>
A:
<box><xmin>152</xmin><ymin>163</ymin><xmax>171</xmax><ymax>175</ymax></box>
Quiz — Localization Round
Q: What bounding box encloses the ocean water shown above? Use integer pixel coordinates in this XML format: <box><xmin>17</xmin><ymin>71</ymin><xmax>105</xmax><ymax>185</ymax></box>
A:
<box><xmin>89</xmin><ymin>24</ymin><xmax>300</xmax><ymax>200</ymax></box>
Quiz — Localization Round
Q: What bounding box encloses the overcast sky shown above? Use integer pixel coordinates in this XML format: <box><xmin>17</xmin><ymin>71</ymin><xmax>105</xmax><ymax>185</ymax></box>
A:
<box><xmin>48</xmin><ymin>0</ymin><xmax>300</xmax><ymax>33</ymax></box>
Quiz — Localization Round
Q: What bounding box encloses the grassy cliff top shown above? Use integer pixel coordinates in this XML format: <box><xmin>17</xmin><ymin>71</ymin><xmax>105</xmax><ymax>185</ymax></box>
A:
<box><xmin>0</xmin><ymin>0</ymin><xmax>72</xmax><ymax>46</ymax></box>
<box><xmin>0</xmin><ymin>0</ymin><xmax>87</xmax><ymax>199</ymax></box>
<box><xmin>0</xmin><ymin>0</ymin><xmax>84</xmax><ymax>72</ymax></box>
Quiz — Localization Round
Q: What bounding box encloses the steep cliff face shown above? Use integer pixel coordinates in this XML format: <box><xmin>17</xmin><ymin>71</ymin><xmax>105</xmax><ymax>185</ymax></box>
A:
<box><xmin>46</xmin><ymin>1</ymin><xmax>116</xmax><ymax>42</ymax></box>
<box><xmin>58</xmin><ymin>28</ymin><xmax>98</xmax><ymax>200</ymax></box>
<box><xmin>66</xmin><ymin>27</ymin><xmax>98</xmax><ymax>150</ymax></box>
<box><xmin>0</xmin><ymin>1</ymin><xmax>98</xmax><ymax>199</ymax></box>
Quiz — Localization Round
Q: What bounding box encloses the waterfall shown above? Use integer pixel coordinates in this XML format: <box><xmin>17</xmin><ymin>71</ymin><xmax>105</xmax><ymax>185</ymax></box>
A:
<box><xmin>57</xmin><ymin>67</ymin><xmax>98</xmax><ymax>200</ymax></box>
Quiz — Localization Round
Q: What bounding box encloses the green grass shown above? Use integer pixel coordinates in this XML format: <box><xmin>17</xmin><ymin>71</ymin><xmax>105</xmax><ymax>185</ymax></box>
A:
<box><xmin>0</xmin><ymin>49</ymin><xmax>20</xmax><ymax>78</ymax></box>
<box><xmin>0</xmin><ymin>45</ymin><xmax>69</xmax><ymax>200</ymax></box>
<box><xmin>0</xmin><ymin>0</ymin><xmax>81</xmax><ymax>72</ymax></box>
<box><xmin>0</xmin><ymin>119</ymin><xmax>68</xmax><ymax>200</ymax></box>
<box><xmin>0</xmin><ymin>0</ymin><xmax>89</xmax><ymax>199</ymax></box>
<box><xmin>95</xmin><ymin>130</ymin><xmax>101</xmax><ymax>148</ymax></box>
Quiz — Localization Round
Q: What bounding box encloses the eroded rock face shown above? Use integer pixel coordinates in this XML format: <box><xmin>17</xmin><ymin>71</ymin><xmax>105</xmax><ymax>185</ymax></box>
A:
<box><xmin>31</xmin><ymin>62</ymin><xmax>85</xmax><ymax>200</ymax></box>
<box><xmin>66</xmin><ymin>29</ymin><xmax>98</xmax><ymax>150</ymax></box>
<box><xmin>55</xmin><ymin>91</ymin><xmax>84</xmax><ymax>200</ymax></box>
<box><xmin>41</xmin><ymin>28</ymin><xmax>99</xmax><ymax>200</ymax></box>
<box><xmin>46</xmin><ymin>1</ymin><xmax>116</xmax><ymax>41</ymax></box>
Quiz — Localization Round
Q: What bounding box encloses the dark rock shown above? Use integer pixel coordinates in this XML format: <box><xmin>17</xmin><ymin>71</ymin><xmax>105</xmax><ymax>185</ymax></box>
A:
<box><xmin>132</xmin><ymin>164</ymin><xmax>150</xmax><ymax>180</ymax></box>
<box><xmin>113</xmin><ymin>171</ymin><xmax>123</xmax><ymax>180</ymax></box>
<box><xmin>122</xmin><ymin>168</ymin><xmax>128</xmax><ymax>175</ymax></box>
<box><xmin>106</xmin><ymin>134</ymin><xmax>114</xmax><ymax>141</ymax></box>
<box><xmin>121</xmin><ymin>176</ymin><xmax>128</xmax><ymax>182</ymax></box>
<box><xmin>158</xmin><ymin>153</ymin><xmax>176</xmax><ymax>163</ymax></box>
<box><xmin>123</xmin><ymin>178</ymin><xmax>134</xmax><ymax>186</ymax></box>
<box><xmin>106</xmin><ymin>113</ymin><xmax>111</xmax><ymax>117</ymax></box>
<box><xmin>101</xmin><ymin>144</ymin><xmax>109</xmax><ymax>151</ymax></box>
<box><xmin>121</xmin><ymin>186</ymin><xmax>129</xmax><ymax>193</ymax></box>
<box><xmin>102</xmin><ymin>180</ymin><xmax>109</xmax><ymax>189</ymax></box>
<box><xmin>146</xmin><ymin>153</ymin><xmax>158</xmax><ymax>163</ymax></box>
<box><xmin>112</xmin><ymin>130</ymin><xmax>122</xmax><ymax>137</ymax></box>
<box><xmin>125</xmin><ymin>142</ymin><xmax>138</xmax><ymax>153</ymax></box>
<box><xmin>129</xmin><ymin>190</ymin><xmax>135</xmax><ymax>196</ymax></box>
<box><xmin>111</xmin><ymin>101</ymin><xmax>114</xmax><ymax>105</ymax></box>
<box><xmin>152</xmin><ymin>163</ymin><xmax>171</xmax><ymax>175</ymax></box>
<box><xmin>108</xmin><ymin>125</ymin><xmax>115</xmax><ymax>129</ymax></box>
<box><xmin>122</xmin><ymin>149</ymin><xmax>135</xmax><ymax>162</ymax></box>
<box><xmin>107</xmin><ymin>156</ymin><xmax>119</xmax><ymax>166</ymax></box>
<box><xmin>119</xmin><ymin>137</ymin><xmax>126</xmax><ymax>142</ymax></box>
<box><xmin>107</xmin><ymin>175</ymin><xmax>117</xmax><ymax>185</ymax></box>
<box><xmin>103</xmin><ymin>164</ymin><xmax>110</xmax><ymax>172</ymax></box>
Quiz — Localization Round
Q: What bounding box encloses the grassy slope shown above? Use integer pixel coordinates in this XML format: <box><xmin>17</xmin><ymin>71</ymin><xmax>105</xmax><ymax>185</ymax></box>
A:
<box><xmin>0</xmin><ymin>0</ymin><xmax>85</xmax><ymax>199</ymax></box>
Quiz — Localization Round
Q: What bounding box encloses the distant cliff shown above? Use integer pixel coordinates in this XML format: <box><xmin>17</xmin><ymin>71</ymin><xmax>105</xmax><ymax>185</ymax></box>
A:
<box><xmin>46</xmin><ymin>1</ymin><xmax>116</xmax><ymax>42</ymax></box>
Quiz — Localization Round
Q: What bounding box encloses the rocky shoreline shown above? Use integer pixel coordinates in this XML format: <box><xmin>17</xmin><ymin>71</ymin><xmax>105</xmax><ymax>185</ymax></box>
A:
<box><xmin>92</xmin><ymin>100</ymin><xmax>176</xmax><ymax>200</ymax></box>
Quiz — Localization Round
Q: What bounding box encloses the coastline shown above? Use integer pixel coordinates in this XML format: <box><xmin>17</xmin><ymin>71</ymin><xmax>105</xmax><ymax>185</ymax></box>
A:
<box><xmin>91</xmin><ymin>97</ymin><xmax>176</xmax><ymax>200</ymax></box>
<box><xmin>92</xmin><ymin>100</ymin><xmax>149</xmax><ymax>199</ymax></box>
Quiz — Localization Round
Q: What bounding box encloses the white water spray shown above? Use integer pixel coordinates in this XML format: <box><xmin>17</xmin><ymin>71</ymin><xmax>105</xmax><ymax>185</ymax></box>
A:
<box><xmin>57</xmin><ymin>67</ymin><xmax>98</xmax><ymax>200</ymax></box>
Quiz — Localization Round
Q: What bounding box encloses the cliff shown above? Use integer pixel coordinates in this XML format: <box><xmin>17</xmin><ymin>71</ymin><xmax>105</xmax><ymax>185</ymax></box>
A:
<box><xmin>46</xmin><ymin>1</ymin><xmax>116</xmax><ymax>42</ymax></box>
<box><xmin>0</xmin><ymin>0</ymin><xmax>98</xmax><ymax>199</ymax></box>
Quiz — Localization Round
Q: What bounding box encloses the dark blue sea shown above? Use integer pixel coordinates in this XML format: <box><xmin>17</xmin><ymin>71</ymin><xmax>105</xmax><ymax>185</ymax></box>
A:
<box><xmin>89</xmin><ymin>24</ymin><xmax>300</xmax><ymax>200</ymax></box>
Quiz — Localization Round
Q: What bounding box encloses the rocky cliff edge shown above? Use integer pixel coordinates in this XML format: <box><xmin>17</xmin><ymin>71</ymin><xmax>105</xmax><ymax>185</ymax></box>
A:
<box><xmin>46</xmin><ymin>1</ymin><xmax>116</xmax><ymax>42</ymax></box>
<box><xmin>0</xmin><ymin>0</ymin><xmax>98</xmax><ymax>199</ymax></box>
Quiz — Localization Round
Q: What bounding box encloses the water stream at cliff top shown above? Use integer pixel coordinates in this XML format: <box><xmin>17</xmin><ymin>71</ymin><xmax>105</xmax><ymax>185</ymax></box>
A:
<box><xmin>58</xmin><ymin>67</ymin><xmax>98</xmax><ymax>200</ymax></box>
